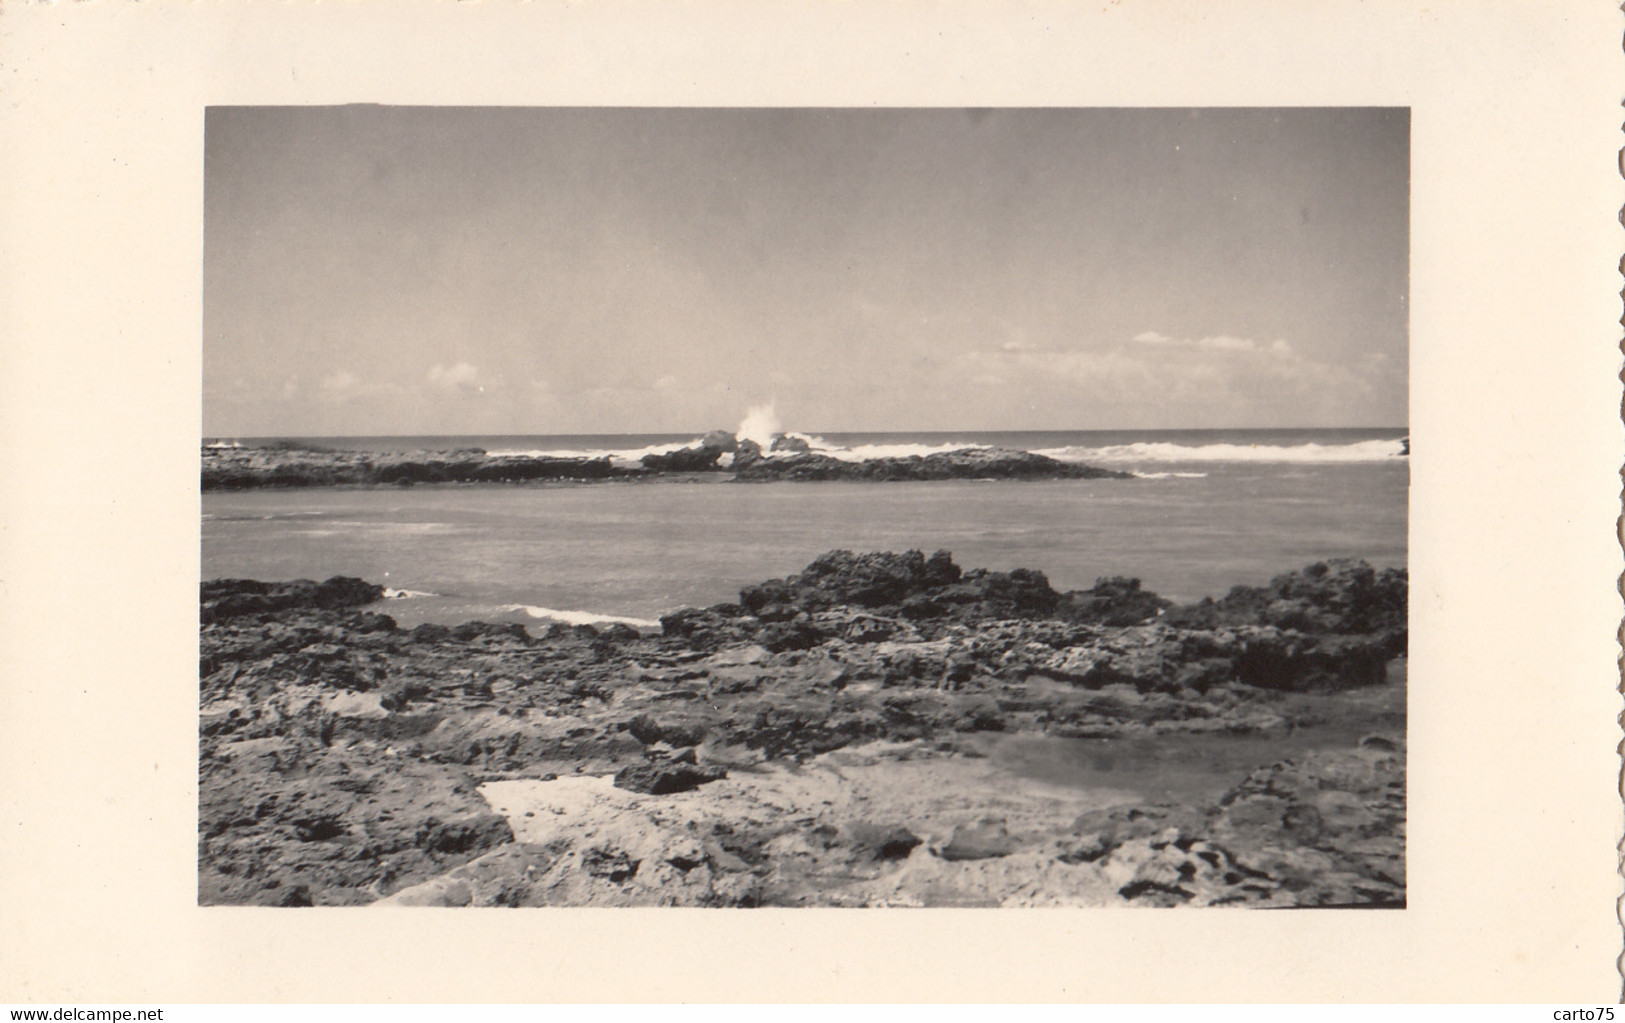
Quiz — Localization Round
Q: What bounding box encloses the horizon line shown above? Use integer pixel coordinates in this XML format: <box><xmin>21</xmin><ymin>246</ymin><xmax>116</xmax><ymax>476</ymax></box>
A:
<box><xmin>202</xmin><ymin>424</ymin><xmax>1411</xmax><ymax>439</ymax></box>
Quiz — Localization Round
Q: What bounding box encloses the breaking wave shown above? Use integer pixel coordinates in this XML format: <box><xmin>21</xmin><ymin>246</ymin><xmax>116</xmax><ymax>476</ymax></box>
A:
<box><xmin>737</xmin><ymin>403</ymin><xmax>782</xmax><ymax>448</ymax></box>
<box><xmin>482</xmin><ymin>433</ymin><xmax>1408</xmax><ymax>467</ymax></box>
<box><xmin>484</xmin><ymin>441</ymin><xmax>692</xmax><ymax>465</ymax></box>
<box><xmin>502</xmin><ymin>604</ymin><xmax>661</xmax><ymax>630</ymax></box>
<box><xmin>1037</xmin><ymin>438</ymin><xmax>1407</xmax><ymax>464</ymax></box>
<box><xmin>484</xmin><ymin>434</ymin><xmax>994</xmax><ymax>465</ymax></box>
<box><xmin>781</xmin><ymin>434</ymin><xmax>992</xmax><ymax>463</ymax></box>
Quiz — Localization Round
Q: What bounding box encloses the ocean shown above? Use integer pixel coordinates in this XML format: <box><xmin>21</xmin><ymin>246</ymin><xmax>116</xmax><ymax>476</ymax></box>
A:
<box><xmin>200</xmin><ymin>427</ymin><xmax>1408</xmax><ymax>630</ymax></box>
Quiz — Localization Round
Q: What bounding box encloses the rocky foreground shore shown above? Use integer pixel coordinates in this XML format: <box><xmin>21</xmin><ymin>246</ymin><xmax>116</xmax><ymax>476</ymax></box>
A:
<box><xmin>199</xmin><ymin>552</ymin><xmax>1406</xmax><ymax>908</ymax></box>
<box><xmin>200</xmin><ymin>432</ymin><xmax>1130</xmax><ymax>490</ymax></box>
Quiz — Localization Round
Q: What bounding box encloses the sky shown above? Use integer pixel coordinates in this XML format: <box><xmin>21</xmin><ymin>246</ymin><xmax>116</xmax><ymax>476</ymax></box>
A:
<box><xmin>203</xmin><ymin>107</ymin><xmax>1408</xmax><ymax>436</ymax></box>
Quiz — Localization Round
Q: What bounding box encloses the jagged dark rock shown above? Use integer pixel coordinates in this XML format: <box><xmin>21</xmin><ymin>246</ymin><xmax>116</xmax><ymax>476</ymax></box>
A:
<box><xmin>731</xmin><ymin>446</ymin><xmax>1131</xmax><ymax>482</ymax></box>
<box><xmin>1056</xmin><ymin>577</ymin><xmax>1172</xmax><ymax>626</ymax></box>
<box><xmin>769</xmin><ymin>433</ymin><xmax>813</xmax><ymax>454</ymax></box>
<box><xmin>1162</xmin><ymin>559</ymin><xmax>1407</xmax><ymax>656</ymax></box>
<box><xmin>742</xmin><ymin>549</ymin><xmax>964</xmax><ymax>613</ymax></box>
<box><xmin>640</xmin><ymin>443</ymin><xmax>726</xmax><ymax>471</ymax></box>
<box><xmin>203</xmin><ymin>438</ymin><xmax>1129</xmax><ymax>489</ymax></box>
<box><xmin>201</xmin><ymin>577</ymin><xmax>386</xmax><ymax>624</ymax></box>
<box><xmin>202</xmin><ymin>447</ymin><xmax>629</xmax><ymax>490</ymax></box>
<box><xmin>199</xmin><ymin>549</ymin><xmax>1405</xmax><ymax>907</ymax></box>
<box><xmin>613</xmin><ymin>748</ymin><xmax>727</xmax><ymax>795</ymax></box>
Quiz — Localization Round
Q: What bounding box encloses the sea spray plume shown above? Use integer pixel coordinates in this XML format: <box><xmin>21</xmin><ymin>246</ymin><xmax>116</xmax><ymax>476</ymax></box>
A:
<box><xmin>737</xmin><ymin>402</ymin><xmax>782</xmax><ymax>448</ymax></box>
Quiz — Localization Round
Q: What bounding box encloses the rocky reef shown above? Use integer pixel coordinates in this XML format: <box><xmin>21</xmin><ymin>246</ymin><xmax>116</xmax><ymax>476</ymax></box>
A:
<box><xmin>729</xmin><ymin>445</ymin><xmax>1130</xmax><ymax>482</ymax></box>
<box><xmin>201</xmin><ymin>447</ymin><xmax>623</xmax><ymax>490</ymax></box>
<box><xmin>200</xmin><ymin>433</ymin><xmax>1129</xmax><ymax>490</ymax></box>
<box><xmin>199</xmin><ymin>552</ymin><xmax>1405</xmax><ymax>908</ymax></box>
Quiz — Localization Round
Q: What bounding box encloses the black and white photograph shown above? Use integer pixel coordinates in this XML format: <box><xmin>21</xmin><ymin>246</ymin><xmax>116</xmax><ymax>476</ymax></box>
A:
<box><xmin>5</xmin><ymin>0</ymin><xmax>1620</xmax><ymax>1005</ymax></box>
<box><xmin>200</xmin><ymin>106</ymin><xmax>1410</xmax><ymax>909</ymax></box>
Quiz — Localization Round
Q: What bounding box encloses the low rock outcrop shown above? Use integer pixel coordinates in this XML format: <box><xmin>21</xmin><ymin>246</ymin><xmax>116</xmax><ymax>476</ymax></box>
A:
<box><xmin>201</xmin><ymin>577</ymin><xmax>385</xmax><ymax>625</ymax></box>
<box><xmin>202</xmin><ymin>436</ymin><xmax>1129</xmax><ymax>490</ymax></box>
<box><xmin>199</xmin><ymin>550</ymin><xmax>1405</xmax><ymax>907</ymax></box>
<box><xmin>731</xmin><ymin>446</ymin><xmax>1132</xmax><ymax>482</ymax></box>
<box><xmin>202</xmin><ymin>447</ymin><xmax>627</xmax><ymax>490</ymax></box>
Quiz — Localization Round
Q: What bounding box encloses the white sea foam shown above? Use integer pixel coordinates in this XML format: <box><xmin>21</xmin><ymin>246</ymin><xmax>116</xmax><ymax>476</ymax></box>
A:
<box><xmin>502</xmin><ymin>604</ymin><xmax>661</xmax><ymax>630</ymax></box>
<box><xmin>467</xmin><ymin>433</ymin><xmax>1406</xmax><ymax>467</ymax></box>
<box><xmin>801</xmin><ymin>436</ymin><xmax>993</xmax><ymax>462</ymax></box>
<box><xmin>737</xmin><ymin>403</ymin><xmax>782</xmax><ymax>448</ymax></box>
<box><xmin>382</xmin><ymin>587</ymin><xmax>437</xmax><ymax>600</ymax></box>
<box><xmin>1036</xmin><ymin>438</ymin><xmax>1407</xmax><ymax>464</ymax></box>
<box><xmin>1133</xmin><ymin>471</ymin><xmax>1211</xmax><ymax>479</ymax></box>
<box><xmin>484</xmin><ymin>433</ymin><xmax>991</xmax><ymax>465</ymax></box>
<box><xmin>484</xmin><ymin>441</ymin><xmax>694</xmax><ymax>464</ymax></box>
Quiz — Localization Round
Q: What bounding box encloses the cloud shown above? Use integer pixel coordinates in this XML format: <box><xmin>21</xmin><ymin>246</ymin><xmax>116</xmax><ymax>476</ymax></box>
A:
<box><xmin>427</xmin><ymin>362</ymin><xmax>484</xmax><ymax>393</ymax></box>
<box><xmin>1132</xmin><ymin>331</ymin><xmax>1294</xmax><ymax>355</ymax></box>
<box><xmin>950</xmin><ymin>329</ymin><xmax>1399</xmax><ymax>425</ymax></box>
<box><xmin>320</xmin><ymin>370</ymin><xmax>360</xmax><ymax>396</ymax></box>
<box><xmin>958</xmin><ymin>347</ymin><xmax>1158</xmax><ymax>391</ymax></box>
<box><xmin>1200</xmin><ymin>335</ymin><xmax>1259</xmax><ymax>352</ymax></box>
<box><xmin>316</xmin><ymin>369</ymin><xmax>408</xmax><ymax>405</ymax></box>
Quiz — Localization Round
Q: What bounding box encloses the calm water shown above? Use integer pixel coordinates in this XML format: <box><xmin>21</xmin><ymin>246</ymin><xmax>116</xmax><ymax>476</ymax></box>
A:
<box><xmin>201</xmin><ymin>429</ymin><xmax>1407</xmax><ymax>630</ymax></box>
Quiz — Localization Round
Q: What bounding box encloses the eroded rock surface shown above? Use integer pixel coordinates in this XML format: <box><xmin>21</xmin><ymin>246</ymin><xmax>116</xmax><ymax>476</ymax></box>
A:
<box><xmin>199</xmin><ymin>550</ymin><xmax>1405</xmax><ymax>907</ymax></box>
